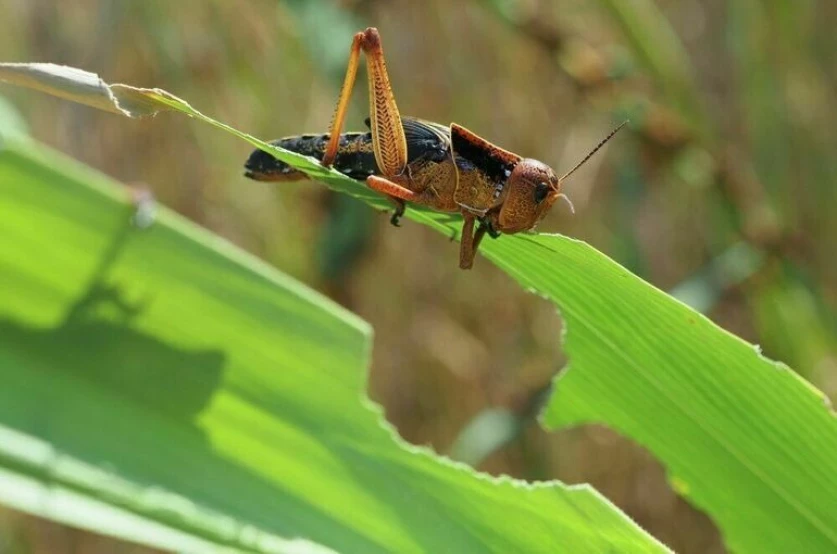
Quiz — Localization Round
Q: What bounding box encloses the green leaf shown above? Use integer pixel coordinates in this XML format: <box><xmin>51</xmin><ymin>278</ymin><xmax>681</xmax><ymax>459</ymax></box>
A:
<box><xmin>3</xmin><ymin>62</ymin><xmax>837</xmax><ymax>554</ymax></box>
<box><xmin>0</xmin><ymin>101</ymin><xmax>666</xmax><ymax>551</ymax></box>
<box><xmin>485</xmin><ymin>234</ymin><xmax>837</xmax><ymax>554</ymax></box>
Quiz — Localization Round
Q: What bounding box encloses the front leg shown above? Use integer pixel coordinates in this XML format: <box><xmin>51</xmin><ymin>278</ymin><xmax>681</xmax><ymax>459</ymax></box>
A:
<box><xmin>472</xmin><ymin>222</ymin><xmax>490</xmax><ymax>256</ymax></box>
<box><xmin>478</xmin><ymin>216</ymin><xmax>502</xmax><ymax>239</ymax></box>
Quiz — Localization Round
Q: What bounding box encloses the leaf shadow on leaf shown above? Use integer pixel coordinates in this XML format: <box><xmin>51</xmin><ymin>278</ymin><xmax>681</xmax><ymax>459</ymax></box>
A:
<box><xmin>0</xmin><ymin>204</ymin><xmax>225</xmax><ymax>425</ymax></box>
<box><xmin>0</xmin><ymin>205</ymin><xmax>392</xmax><ymax>552</ymax></box>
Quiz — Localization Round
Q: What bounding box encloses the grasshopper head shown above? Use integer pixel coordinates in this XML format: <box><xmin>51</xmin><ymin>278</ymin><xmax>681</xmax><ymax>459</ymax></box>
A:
<box><xmin>496</xmin><ymin>159</ymin><xmax>562</xmax><ymax>233</ymax></box>
<box><xmin>495</xmin><ymin>120</ymin><xmax>628</xmax><ymax>234</ymax></box>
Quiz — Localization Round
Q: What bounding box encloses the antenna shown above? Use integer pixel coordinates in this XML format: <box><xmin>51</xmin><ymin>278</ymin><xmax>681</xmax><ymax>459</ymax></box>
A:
<box><xmin>559</xmin><ymin>120</ymin><xmax>628</xmax><ymax>183</ymax></box>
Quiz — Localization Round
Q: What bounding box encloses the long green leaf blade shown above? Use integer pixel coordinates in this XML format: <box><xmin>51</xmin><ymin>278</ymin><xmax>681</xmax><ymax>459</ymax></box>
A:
<box><xmin>486</xmin><ymin>235</ymin><xmax>837</xmax><ymax>554</ymax></box>
<box><xmin>0</xmin><ymin>134</ymin><xmax>666</xmax><ymax>552</ymax></box>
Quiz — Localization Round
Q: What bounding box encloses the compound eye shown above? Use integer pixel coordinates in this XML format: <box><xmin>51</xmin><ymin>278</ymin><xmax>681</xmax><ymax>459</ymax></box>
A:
<box><xmin>534</xmin><ymin>182</ymin><xmax>550</xmax><ymax>204</ymax></box>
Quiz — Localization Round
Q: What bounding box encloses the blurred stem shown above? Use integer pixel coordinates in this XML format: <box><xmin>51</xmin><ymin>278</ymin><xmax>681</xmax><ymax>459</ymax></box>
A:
<box><xmin>669</xmin><ymin>242</ymin><xmax>766</xmax><ymax>313</ymax></box>
<box><xmin>595</xmin><ymin>0</ymin><xmax>712</xmax><ymax>141</ymax></box>
<box><xmin>448</xmin><ymin>383</ymin><xmax>552</xmax><ymax>469</ymax></box>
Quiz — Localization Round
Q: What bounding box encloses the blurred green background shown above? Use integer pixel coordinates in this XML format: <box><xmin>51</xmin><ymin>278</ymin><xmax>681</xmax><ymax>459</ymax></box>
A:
<box><xmin>1</xmin><ymin>0</ymin><xmax>836</xmax><ymax>552</ymax></box>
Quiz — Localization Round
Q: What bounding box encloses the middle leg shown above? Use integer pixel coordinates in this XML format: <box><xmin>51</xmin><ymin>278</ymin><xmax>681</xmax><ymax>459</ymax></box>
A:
<box><xmin>459</xmin><ymin>214</ymin><xmax>478</xmax><ymax>270</ymax></box>
<box><xmin>389</xmin><ymin>198</ymin><xmax>406</xmax><ymax>227</ymax></box>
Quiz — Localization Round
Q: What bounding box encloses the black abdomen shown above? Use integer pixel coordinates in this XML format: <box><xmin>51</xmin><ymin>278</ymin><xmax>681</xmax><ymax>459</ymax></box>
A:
<box><xmin>244</xmin><ymin>132</ymin><xmax>377</xmax><ymax>182</ymax></box>
<box><xmin>244</xmin><ymin>117</ymin><xmax>452</xmax><ymax>183</ymax></box>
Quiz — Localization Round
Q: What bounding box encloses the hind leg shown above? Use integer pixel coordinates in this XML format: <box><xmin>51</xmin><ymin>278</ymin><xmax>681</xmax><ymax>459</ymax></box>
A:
<box><xmin>367</xmin><ymin>175</ymin><xmax>442</xmax><ymax>205</ymax></box>
<box><xmin>323</xmin><ymin>28</ymin><xmax>413</xmax><ymax>228</ymax></box>
<box><xmin>322</xmin><ymin>28</ymin><xmax>408</xmax><ymax>181</ymax></box>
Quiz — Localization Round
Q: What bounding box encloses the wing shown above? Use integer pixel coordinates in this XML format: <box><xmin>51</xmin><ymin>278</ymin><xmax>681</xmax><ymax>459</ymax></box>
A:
<box><xmin>366</xmin><ymin>116</ymin><xmax>451</xmax><ymax>166</ymax></box>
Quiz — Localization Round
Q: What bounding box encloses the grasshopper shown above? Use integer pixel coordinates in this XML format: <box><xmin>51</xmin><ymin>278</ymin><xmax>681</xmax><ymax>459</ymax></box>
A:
<box><xmin>245</xmin><ymin>27</ymin><xmax>625</xmax><ymax>269</ymax></box>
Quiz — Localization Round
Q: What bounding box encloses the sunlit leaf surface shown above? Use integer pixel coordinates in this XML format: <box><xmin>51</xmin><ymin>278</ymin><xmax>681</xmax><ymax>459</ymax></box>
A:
<box><xmin>0</xmin><ymin>133</ymin><xmax>665</xmax><ymax>552</ymax></box>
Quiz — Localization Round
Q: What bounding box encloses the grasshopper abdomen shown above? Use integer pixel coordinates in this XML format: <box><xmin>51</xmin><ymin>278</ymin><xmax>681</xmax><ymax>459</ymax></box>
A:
<box><xmin>244</xmin><ymin>132</ymin><xmax>376</xmax><ymax>182</ymax></box>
